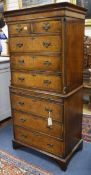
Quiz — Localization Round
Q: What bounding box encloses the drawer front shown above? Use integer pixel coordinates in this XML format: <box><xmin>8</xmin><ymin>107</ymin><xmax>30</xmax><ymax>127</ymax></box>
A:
<box><xmin>9</xmin><ymin>37</ymin><xmax>33</xmax><ymax>52</ymax></box>
<box><xmin>9</xmin><ymin>23</ymin><xmax>31</xmax><ymax>35</ymax></box>
<box><xmin>10</xmin><ymin>55</ymin><xmax>62</xmax><ymax>72</ymax></box>
<box><xmin>9</xmin><ymin>35</ymin><xmax>61</xmax><ymax>52</ymax></box>
<box><xmin>33</xmin><ymin>35</ymin><xmax>61</xmax><ymax>52</ymax></box>
<box><xmin>11</xmin><ymin>93</ymin><xmax>63</xmax><ymax>122</ymax></box>
<box><xmin>11</xmin><ymin>72</ymin><xmax>62</xmax><ymax>92</ymax></box>
<box><xmin>14</xmin><ymin>126</ymin><xmax>64</xmax><ymax>157</ymax></box>
<box><xmin>13</xmin><ymin>110</ymin><xmax>63</xmax><ymax>138</ymax></box>
<box><xmin>33</xmin><ymin>20</ymin><xmax>62</xmax><ymax>33</ymax></box>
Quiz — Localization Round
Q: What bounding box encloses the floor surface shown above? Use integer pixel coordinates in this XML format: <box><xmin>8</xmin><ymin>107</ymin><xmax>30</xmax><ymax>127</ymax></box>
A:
<box><xmin>0</xmin><ymin>122</ymin><xmax>91</xmax><ymax>175</ymax></box>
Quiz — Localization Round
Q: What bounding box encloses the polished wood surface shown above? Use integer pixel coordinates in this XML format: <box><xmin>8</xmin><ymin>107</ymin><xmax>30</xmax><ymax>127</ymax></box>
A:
<box><xmin>14</xmin><ymin>126</ymin><xmax>64</xmax><ymax>157</ymax></box>
<box><xmin>10</xmin><ymin>86</ymin><xmax>83</xmax><ymax>158</ymax></box>
<box><xmin>10</xmin><ymin>54</ymin><xmax>62</xmax><ymax>71</ymax></box>
<box><xmin>5</xmin><ymin>2</ymin><xmax>86</xmax><ymax>170</ymax></box>
<box><xmin>64</xmin><ymin>19</ymin><xmax>84</xmax><ymax>92</ymax></box>
<box><xmin>11</xmin><ymin>92</ymin><xmax>63</xmax><ymax>122</ymax></box>
<box><xmin>9</xmin><ymin>35</ymin><xmax>61</xmax><ymax>53</ymax></box>
<box><xmin>13</xmin><ymin>110</ymin><xmax>63</xmax><ymax>138</ymax></box>
<box><xmin>8</xmin><ymin>19</ymin><xmax>62</xmax><ymax>35</ymax></box>
<box><xmin>11</xmin><ymin>71</ymin><xmax>62</xmax><ymax>92</ymax></box>
<box><xmin>64</xmin><ymin>89</ymin><xmax>83</xmax><ymax>156</ymax></box>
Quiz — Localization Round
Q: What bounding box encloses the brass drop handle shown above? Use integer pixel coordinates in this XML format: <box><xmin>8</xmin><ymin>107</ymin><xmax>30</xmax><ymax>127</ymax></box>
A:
<box><xmin>46</xmin><ymin>125</ymin><xmax>52</xmax><ymax>129</ymax></box>
<box><xmin>18</xmin><ymin>59</ymin><xmax>24</xmax><ymax>64</ymax></box>
<box><xmin>21</xmin><ymin>134</ymin><xmax>27</xmax><ymax>139</ymax></box>
<box><xmin>32</xmin><ymin>115</ymin><xmax>38</xmax><ymax>120</ymax></box>
<box><xmin>32</xmin><ymin>74</ymin><xmax>36</xmax><ymax>76</ymax></box>
<box><xmin>33</xmin><ymin>133</ymin><xmax>40</xmax><ymax>136</ymax></box>
<box><xmin>32</xmin><ymin>56</ymin><xmax>36</xmax><ymax>59</ymax></box>
<box><xmin>20</xmin><ymin>118</ymin><xmax>26</xmax><ymax>122</ymax></box>
<box><xmin>18</xmin><ymin>77</ymin><xmax>25</xmax><ymax>81</ymax></box>
<box><xmin>31</xmin><ymin>131</ymin><xmax>40</xmax><ymax>137</ymax></box>
<box><xmin>47</xmin><ymin>143</ymin><xmax>54</xmax><ymax>148</ymax></box>
<box><xmin>43</xmin><ymin>41</ymin><xmax>51</xmax><ymax>48</ymax></box>
<box><xmin>43</xmin><ymin>60</ymin><xmax>52</xmax><ymax>66</ymax></box>
<box><xmin>16</xmin><ymin>43</ymin><xmax>23</xmax><ymax>48</ymax></box>
<box><xmin>16</xmin><ymin>27</ymin><xmax>23</xmax><ymax>32</ymax></box>
<box><xmin>45</xmin><ymin>108</ymin><xmax>53</xmax><ymax>113</ymax></box>
<box><xmin>42</xmin><ymin>22</ymin><xmax>50</xmax><ymax>31</ymax></box>
<box><xmin>43</xmin><ymin>80</ymin><xmax>51</xmax><ymax>85</ymax></box>
<box><xmin>18</xmin><ymin>101</ymin><xmax>24</xmax><ymax>106</ymax></box>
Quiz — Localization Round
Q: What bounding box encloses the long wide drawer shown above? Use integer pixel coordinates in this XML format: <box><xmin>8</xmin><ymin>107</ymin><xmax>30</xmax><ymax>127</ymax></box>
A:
<box><xmin>11</xmin><ymin>71</ymin><xmax>62</xmax><ymax>92</ymax></box>
<box><xmin>10</xmin><ymin>93</ymin><xmax>63</xmax><ymax>122</ymax></box>
<box><xmin>9</xmin><ymin>35</ymin><xmax>61</xmax><ymax>52</ymax></box>
<box><xmin>13</xmin><ymin>110</ymin><xmax>63</xmax><ymax>139</ymax></box>
<box><xmin>10</xmin><ymin>54</ymin><xmax>62</xmax><ymax>72</ymax></box>
<box><xmin>14</xmin><ymin>126</ymin><xmax>64</xmax><ymax>157</ymax></box>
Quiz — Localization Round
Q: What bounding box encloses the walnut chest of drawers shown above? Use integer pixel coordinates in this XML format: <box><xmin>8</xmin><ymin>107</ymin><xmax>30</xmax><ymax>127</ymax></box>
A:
<box><xmin>4</xmin><ymin>2</ymin><xmax>86</xmax><ymax>170</ymax></box>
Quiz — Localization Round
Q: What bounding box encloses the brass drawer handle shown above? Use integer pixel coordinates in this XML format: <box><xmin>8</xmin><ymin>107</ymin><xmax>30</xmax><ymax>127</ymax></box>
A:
<box><xmin>16</xmin><ymin>43</ymin><xmax>23</xmax><ymax>48</ymax></box>
<box><xmin>18</xmin><ymin>101</ymin><xmax>24</xmax><ymax>106</ymax></box>
<box><xmin>21</xmin><ymin>134</ymin><xmax>27</xmax><ymax>139</ymax></box>
<box><xmin>18</xmin><ymin>77</ymin><xmax>25</xmax><ymax>81</ymax></box>
<box><xmin>42</xmin><ymin>22</ymin><xmax>50</xmax><ymax>32</ymax></box>
<box><xmin>45</xmin><ymin>108</ymin><xmax>53</xmax><ymax>112</ymax></box>
<box><xmin>31</xmin><ymin>131</ymin><xmax>40</xmax><ymax>137</ymax></box>
<box><xmin>32</xmin><ymin>74</ymin><xmax>36</xmax><ymax>76</ymax></box>
<box><xmin>43</xmin><ymin>80</ymin><xmax>51</xmax><ymax>85</ymax></box>
<box><xmin>32</xmin><ymin>56</ymin><xmax>36</xmax><ymax>59</ymax></box>
<box><xmin>16</xmin><ymin>28</ymin><xmax>23</xmax><ymax>32</ymax></box>
<box><xmin>47</xmin><ymin>143</ymin><xmax>54</xmax><ymax>148</ymax></box>
<box><xmin>20</xmin><ymin>118</ymin><xmax>27</xmax><ymax>122</ymax></box>
<box><xmin>43</xmin><ymin>41</ymin><xmax>51</xmax><ymax>48</ymax></box>
<box><xmin>32</xmin><ymin>115</ymin><xmax>38</xmax><ymax>120</ymax></box>
<box><xmin>18</xmin><ymin>59</ymin><xmax>24</xmax><ymax>64</ymax></box>
<box><xmin>46</xmin><ymin>125</ymin><xmax>52</xmax><ymax>129</ymax></box>
<box><xmin>43</xmin><ymin>60</ymin><xmax>52</xmax><ymax>66</ymax></box>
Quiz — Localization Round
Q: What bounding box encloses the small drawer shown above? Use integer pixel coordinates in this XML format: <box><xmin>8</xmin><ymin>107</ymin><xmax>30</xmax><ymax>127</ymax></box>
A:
<box><xmin>9</xmin><ymin>35</ymin><xmax>61</xmax><ymax>52</ymax></box>
<box><xmin>13</xmin><ymin>110</ymin><xmax>63</xmax><ymax>138</ymax></box>
<box><xmin>11</xmin><ymin>71</ymin><xmax>62</xmax><ymax>92</ymax></box>
<box><xmin>11</xmin><ymin>93</ymin><xmax>63</xmax><ymax>122</ymax></box>
<box><xmin>10</xmin><ymin>54</ymin><xmax>62</xmax><ymax>72</ymax></box>
<box><xmin>14</xmin><ymin>126</ymin><xmax>64</xmax><ymax>157</ymax></box>
<box><xmin>9</xmin><ymin>23</ymin><xmax>31</xmax><ymax>35</ymax></box>
<box><xmin>33</xmin><ymin>20</ymin><xmax>62</xmax><ymax>33</ymax></box>
<box><xmin>9</xmin><ymin>37</ymin><xmax>33</xmax><ymax>52</ymax></box>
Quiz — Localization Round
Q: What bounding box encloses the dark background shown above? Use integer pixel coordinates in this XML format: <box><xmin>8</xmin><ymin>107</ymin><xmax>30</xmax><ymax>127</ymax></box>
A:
<box><xmin>77</xmin><ymin>0</ymin><xmax>91</xmax><ymax>18</ymax></box>
<box><xmin>0</xmin><ymin>1</ymin><xmax>5</xmax><ymax>28</ymax></box>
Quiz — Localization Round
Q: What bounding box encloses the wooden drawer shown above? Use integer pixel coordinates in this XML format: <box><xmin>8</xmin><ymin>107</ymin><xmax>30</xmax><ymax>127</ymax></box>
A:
<box><xmin>10</xmin><ymin>54</ymin><xmax>62</xmax><ymax>72</ymax></box>
<box><xmin>33</xmin><ymin>20</ymin><xmax>62</xmax><ymax>33</ymax></box>
<box><xmin>14</xmin><ymin>126</ymin><xmax>64</xmax><ymax>157</ymax></box>
<box><xmin>9</xmin><ymin>35</ymin><xmax>61</xmax><ymax>52</ymax></box>
<box><xmin>9</xmin><ymin>23</ymin><xmax>31</xmax><ymax>35</ymax></box>
<box><xmin>11</xmin><ymin>71</ymin><xmax>62</xmax><ymax>92</ymax></box>
<box><xmin>13</xmin><ymin>110</ymin><xmax>63</xmax><ymax>139</ymax></box>
<box><xmin>11</xmin><ymin>93</ymin><xmax>63</xmax><ymax>122</ymax></box>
